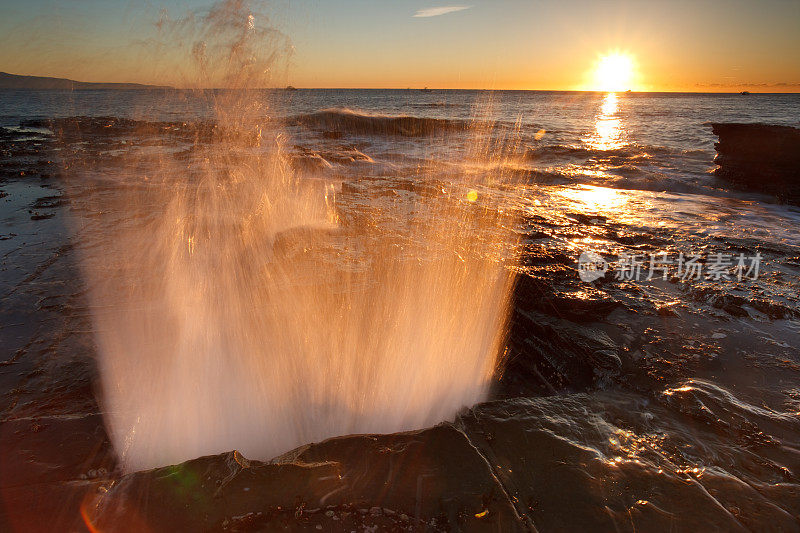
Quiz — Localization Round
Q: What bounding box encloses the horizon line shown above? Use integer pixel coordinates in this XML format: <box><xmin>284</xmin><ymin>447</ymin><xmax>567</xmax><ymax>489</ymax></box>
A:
<box><xmin>5</xmin><ymin>87</ymin><xmax>799</xmax><ymax>95</ymax></box>
<box><xmin>3</xmin><ymin>72</ymin><xmax>799</xmax><ymax>94</ymax></box>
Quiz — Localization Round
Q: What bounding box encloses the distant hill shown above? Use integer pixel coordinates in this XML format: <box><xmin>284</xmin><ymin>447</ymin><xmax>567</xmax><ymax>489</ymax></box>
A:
<box><xmin>0</xmin><ymin>72</ymin><xmax>172</xmax><ymax>90</ymax></box>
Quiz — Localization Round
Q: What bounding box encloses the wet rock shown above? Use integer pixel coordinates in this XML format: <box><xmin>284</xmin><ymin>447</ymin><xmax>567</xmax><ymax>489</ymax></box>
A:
<box><xmin>20</xmin><ymin>117</ymin><xmax>257</xmax><ymax>146</ymax></box>
<box><xmin>30</xmin><ymin>195</ymin><xmax>66</xmax><ymax>210</ymax></box>
<box><xmin>77</xmin><ymin>390</ymin><xmax>800</xmax><ymax>532</ymax></box>
<box><xmin>711</xmin><ymin>123</ymin><xmax>800</xmax><ymax>204</ymax></box>
<box><xmin>750</xmin><ymin>298</ymin><xmax>797</xmax><ymax>319</ymax></box>
<box><xmin>0</xmin><ymin>415</ymin><xmax>114</xmax><ymax>532</ymax></box>
<box><xmin>712</xmin><ymin>293</ymin><xmax>750</xmax><ymax>317</ymax></box>
<box><xmin>518</xmin><ymin>247</ymin><xmax>574</xmax><ymax>268</ymax></box>
<box><xmin>656</xmin><ymin>302</ymin><xmax>681</xmax><ymax>317</ymax></box>
<box><xmin>89</xmin><ymin>425</ymin><xmax>527</xmax><ymax>532</ymax></box>
<box><xmin>605</xmin><ymin>228</ymin><xmax>669</xmax><ymax>247</ymax></box>
<box><xmin>11</xmin><ymin>389</ymin><xmax>800</xmax><ymax>532</ymax></box>
<box><xmin>0</xmin><ymin>415</ymin><xmax>113</xmax><ymax>487</ymax></box>
<box><xmin>534</xmin><ymin>292</ymin><xmax>620</xmax><ymax>322</ymax></box>
<box><xmin>566</xmin><ymin>212</ymin><xmax>607</xmax><ymax>225</ymax></box>
<box><xmin>321</xmin><ymin>147</ymin><xmax>374</xmax><ymax>165</ymax></box>
<box><xmin>504</xmin><ymin>307</ymin><xmax>622</xmax><ymax>394</ymax></box>
<box><xmin>455</xmin><ymin>393</ymin><xmax>800</xmax><ymax>532</ymax></box>
<box><xmin>290</xmin><ymin>152</ymin><xmax>332</xmax><ymax>173</ymax></box>
<box><xmin>686</xmin><ymin>277</ymin><xmax>799</xmax><ymax>320</ymax></box>
<box><xmin>657</xmin><ymin>379</ymin><xmax>800</xmax><ymax>449</ymax></box>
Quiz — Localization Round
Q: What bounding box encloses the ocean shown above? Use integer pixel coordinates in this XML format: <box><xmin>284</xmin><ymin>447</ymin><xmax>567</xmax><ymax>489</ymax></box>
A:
<box><xmin>3</xmin><ymin>89</ymin><xmax>800</xmax><ymax>234</ymax></box>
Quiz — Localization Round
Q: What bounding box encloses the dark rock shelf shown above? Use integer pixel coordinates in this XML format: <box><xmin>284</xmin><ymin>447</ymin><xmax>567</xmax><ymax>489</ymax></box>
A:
<box><xmin>711</xmin><ymin>123</ymin><xmax>800</xmax><ymax>204</ymax></box>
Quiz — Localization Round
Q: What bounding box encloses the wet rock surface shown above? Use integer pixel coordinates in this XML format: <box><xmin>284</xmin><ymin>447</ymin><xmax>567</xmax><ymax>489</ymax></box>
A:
<box><xmin>712</xmin><ymin>123</ymin><xmax>800</xmax><ymax>204</ymax></box>
<box><xmin>90</xmin><ymin>426</ymin><xmax>527</xmax><ymax>532</ymax></box>
<box><xmin>86</xmin><ymin>389</ymin><xmax>800</xmax><ymax>532</ymax></box>
<box><xmin>1</xmin><ymin>118</ymin><xmax>799</xmax><ymax>531</ymax></box>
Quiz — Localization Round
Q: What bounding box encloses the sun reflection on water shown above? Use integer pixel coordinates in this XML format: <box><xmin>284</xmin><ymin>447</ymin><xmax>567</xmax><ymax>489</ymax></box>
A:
<box><xmin>557</xmin><ymin>184</ymin><xmax>629</xmax><ymax>212</ymax></box>
<box><xmin>601</xmin><ymin>92</ymin><xmax>618</xmax><ymax>115</ymax></box>
<box><xmin>586</xmin><ymin>93</ymin><xmax>626</xmax><ymax>150</ymax></box>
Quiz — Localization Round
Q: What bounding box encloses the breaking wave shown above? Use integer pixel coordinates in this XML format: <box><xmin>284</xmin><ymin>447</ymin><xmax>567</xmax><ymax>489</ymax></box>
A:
<box><xmin>524</xmin><ymin>143</ymin><xmax>710</xmax><ymax>162</ymax></box>
<box><xmin>290</xmin><ymin>108</ymin><xmax>470</xmax><ymax>137</ymax></box>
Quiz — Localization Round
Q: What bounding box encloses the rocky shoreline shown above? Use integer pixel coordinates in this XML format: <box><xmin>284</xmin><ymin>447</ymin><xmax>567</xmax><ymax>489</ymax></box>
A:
<box><xmin>1</xmin><ymin>120</ymin><xmax>799</xmax><ymax>531</ymax></box>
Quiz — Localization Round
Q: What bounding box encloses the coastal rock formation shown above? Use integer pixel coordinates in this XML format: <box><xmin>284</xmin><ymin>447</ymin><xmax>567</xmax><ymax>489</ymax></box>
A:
<box><xmin>505</xmin><ymin>306</ymin><xmax>622</xmax><ymax>394</ymax></box>
<box><xmin>711</xmin><ymin>123</ymin><xmax>800</xmax><ymax>204</ymax></box>
<box><xmin>88</xmin><ymin>425</ymin><xmax>529</xmax><ymax>532</ymax></box>
<box><xmin>85</xmin><ymin>391</ymin><xmax>800</xmax><ymax>532</ymax></box>
<box><xmin>4</xmin><ymin>115</ymin><xmax>800</xmax><ymax>532</ymax></box>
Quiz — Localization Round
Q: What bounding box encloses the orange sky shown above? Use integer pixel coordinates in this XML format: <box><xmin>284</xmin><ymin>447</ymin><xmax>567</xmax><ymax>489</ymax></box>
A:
<box><xmin>0</xmin><ymin>0</ymin><xmax>798</xmax><ymax>92</ymax></box>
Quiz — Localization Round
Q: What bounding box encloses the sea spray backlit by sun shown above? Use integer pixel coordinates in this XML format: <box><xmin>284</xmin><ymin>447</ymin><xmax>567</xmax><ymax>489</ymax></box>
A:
<box><xmin>73</xmin><ymin>0</ymin><xmax>520</xmax><ymax>472</ymax></box>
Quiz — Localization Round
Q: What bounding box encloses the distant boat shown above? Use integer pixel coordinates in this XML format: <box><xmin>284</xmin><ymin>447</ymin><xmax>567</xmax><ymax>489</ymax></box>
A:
<box><xmin>421</xmin><ymin>87</ymin><xmax>432</xmax><ymax>93</ymax></box>
<box><xmin>285</xmin><ymin>85</ymin><xmax>298</xmax><ymax>91</ymax></box>
<box><xmin>740</xmin><ymin>91</ymin><xmax>751</xmax><ymax>95</ymax></box>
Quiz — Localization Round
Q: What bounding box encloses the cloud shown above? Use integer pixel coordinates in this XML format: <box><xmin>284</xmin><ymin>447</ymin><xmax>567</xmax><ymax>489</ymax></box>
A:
<box><xmin>413</xmin><ymin>5</ymin><xmax>471</xmax><ymax>18</ymax></box>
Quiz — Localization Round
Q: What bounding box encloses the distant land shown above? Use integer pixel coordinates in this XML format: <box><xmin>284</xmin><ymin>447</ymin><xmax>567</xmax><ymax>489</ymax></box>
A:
<box><xmin>0</xmin><ymin>72</ymin><xmax>172</xmax><ymax>90</ymax></box>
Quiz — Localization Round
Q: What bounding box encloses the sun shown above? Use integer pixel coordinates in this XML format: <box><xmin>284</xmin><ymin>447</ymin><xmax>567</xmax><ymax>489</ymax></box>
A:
<box><xmin>592</xmin><ymin>52</ymin><xmax>636</xmax><ymax>92</ymax></box>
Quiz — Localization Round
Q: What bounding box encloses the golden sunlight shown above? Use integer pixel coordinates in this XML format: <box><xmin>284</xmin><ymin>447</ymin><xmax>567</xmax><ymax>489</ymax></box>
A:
<box><xmin>558</xmin><ymin>185</ymin><xmax>628</xmax><ymax>211</ymax></box>
<box><xmin>585</xmin><ymin>92</ymin><xmax>626</xmax><ymax>150</ymax></box>
<box><xmin>592</xmin><ymin>52</ymin><xmax>636</xmax><ymax>92</ymax></box>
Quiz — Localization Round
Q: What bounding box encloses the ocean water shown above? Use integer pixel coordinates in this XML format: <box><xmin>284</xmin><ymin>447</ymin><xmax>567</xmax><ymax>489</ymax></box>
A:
<box><xmin>5</xmin><ymin>89</ymin><xmax>800</xmax><ymax>256</ymax></box>
<box><xmin>3</xmin><ymin>88</ymin><xmax>800</xmax><ymax>200</ymax></box>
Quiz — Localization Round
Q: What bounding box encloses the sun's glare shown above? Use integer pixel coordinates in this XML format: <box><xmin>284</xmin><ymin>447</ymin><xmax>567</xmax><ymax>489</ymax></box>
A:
<box><xmin>592</xmin><ymin>53</ymin><xmax>635</xmax><ymax>92</ymax></box>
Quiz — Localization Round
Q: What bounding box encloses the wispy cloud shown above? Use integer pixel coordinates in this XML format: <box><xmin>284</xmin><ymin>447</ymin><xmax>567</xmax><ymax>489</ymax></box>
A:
<box><xmin>413</xmin><ymin>5</ymin><xmax>472</xmax><ymax>18</ymax></box>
